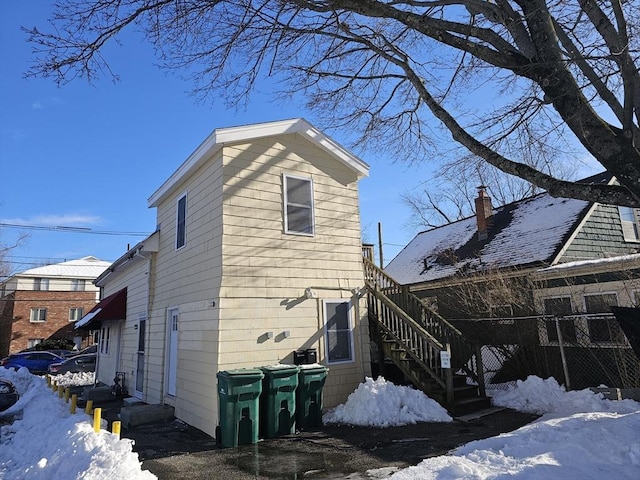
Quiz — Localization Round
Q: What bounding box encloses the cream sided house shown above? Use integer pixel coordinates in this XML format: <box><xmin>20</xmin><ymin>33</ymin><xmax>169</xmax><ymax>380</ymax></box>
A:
<box><xmin>77</xmin><ymin>118</ymin><xmax>371</xmax><ymax>437</ymax></box>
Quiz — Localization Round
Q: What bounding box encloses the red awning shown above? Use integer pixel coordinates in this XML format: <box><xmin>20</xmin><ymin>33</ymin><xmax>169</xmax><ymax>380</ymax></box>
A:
<box><xmin>75</xmin><ymin>288</ymin><xmax>127</xmax><ymax>329</ymax></box>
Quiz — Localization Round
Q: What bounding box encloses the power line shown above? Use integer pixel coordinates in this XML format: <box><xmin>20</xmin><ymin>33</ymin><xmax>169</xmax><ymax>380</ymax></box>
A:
<box><xmin>0</xmin><ymin>223</ymin><xmax>150</xmax><ymax>236</ymax></box>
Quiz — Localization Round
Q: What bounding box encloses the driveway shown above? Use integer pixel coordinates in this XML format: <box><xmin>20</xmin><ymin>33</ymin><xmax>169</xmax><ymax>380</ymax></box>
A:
<box><xmin>117</xmin><ymin>408</ymin><xmax>538</xmax><ymax>480</ymax></box>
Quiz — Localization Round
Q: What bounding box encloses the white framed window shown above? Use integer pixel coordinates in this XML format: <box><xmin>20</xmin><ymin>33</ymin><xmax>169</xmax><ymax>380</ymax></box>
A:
<box><xmin>71</xmin><ymin>279</ymin><xmax>86</xmax><ymax>291</ymax></box>
<box><xmin>542</xmin><ymin>296</ymin><xmax>576</xmax><ymax>343</ymax></box>
<box><xmin>176</xmin><ymin>193</ymin><xmax>187</xmax><ymax>250</ymax></box>
<box><xmin>69</xmin><ymin>307</ymin><xmax>83</xmax><ymax>322</ymax></box>
<box><xmin>619</xmin><ymin>207</ymin><xmax>640</xmax><ymax>242</ymax></box>
<box><xmin>584</xmin><ymin>293</ymin><xmax>623</xmax><ymax>343</ymax></box>
<box><xmin>100</xmin><ymin>326</ymin><xmax>111</xmax><ymax>354</ymax></box>
<box><xmin>324</xmin><ymin>300</ymin><xmax>354</xmax><ymax>364</ymax></box>
<box><xmin>283</xmin><ymin>174</ymin><xmax>315</xmax><ymax>235</ymax></box>
<box><xmin>34</xmin><ymin>278</ymin><xmax>49</xmax><ymax>291</ymax></box>
<box><xmin>30</xmin><ymin>308</ymin><xmax>47</xmax><ymax>323</ymax></box>
<box><xmin>27</xmin><ymin>338</ymin><xmax>44</xmax><ymax>348</ymax></box>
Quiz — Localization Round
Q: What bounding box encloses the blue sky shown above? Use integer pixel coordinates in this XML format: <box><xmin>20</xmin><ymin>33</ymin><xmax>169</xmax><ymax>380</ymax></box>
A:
<box><xmin>0</xmin><ymin>1</ymin><xmax>433</xmax><ymax>274</ymax></box>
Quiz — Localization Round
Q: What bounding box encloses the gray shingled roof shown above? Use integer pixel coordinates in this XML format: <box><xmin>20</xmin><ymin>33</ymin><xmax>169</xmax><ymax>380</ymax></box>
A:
<box><xmin>384</xmin><ymin>193</ymin><xmax>591</xmax><ymax>286</ymax></box>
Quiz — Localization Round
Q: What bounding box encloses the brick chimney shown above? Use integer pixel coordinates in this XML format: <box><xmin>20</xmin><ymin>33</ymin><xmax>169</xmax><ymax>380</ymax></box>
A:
<box><xmin>475</xmin><ymin>186</ymin><xmax>493</xmax><ymax>240</ymax></box>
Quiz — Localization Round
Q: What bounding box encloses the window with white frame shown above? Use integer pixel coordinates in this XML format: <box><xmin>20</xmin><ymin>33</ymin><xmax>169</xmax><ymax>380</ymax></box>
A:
<box><xmin>71</xmin><ymin>279</ymin><xmax>86</xmax><ymax>291</ymax></box>
<box><xmin>324</xmin><ymin>300</ymin><xmax>354</xmax><ymax>364</ymax></box>
<box><xmin>27</xmin><ymin>338</ymin><xmax>44</xmax><ymax>348</ymax></box>
<box><xmin>100</xmin><ymin>326</ymin><xmax>111</xmax><ymax>354</ymax></box>
<box><xmin>283</xmin><ymin>174</ymin><xmax>314</xmax><ymax>235</ymax></box>
<box><xmin>69</xmin><ymin>307</ymin><xmax>83</xmax><ymax>322</ymax></box>
<box><xmin>30</xmin><ymin>308</ymin><xmax>47</xmax><ymax>323</ymax></box>
<box><xmin>34</xmin><ymin>278</ymin><xmax>49</xmax><ymax>291</ymax></box>
<box><xmin>618</xmin><ymin>207</ymin><xmax>640</xmax><ymax>242</ymax></box>
<box><xmin>542</xmin><ymin>297</ymin><xmax>576</xmax><ymax>343</ymax></box>
<box><xmin>584</xmin><ymin>293</ymin><xmax>624</xmax><ymax>343</ymax></box>
<box><xmin>176</xmin><ymin>193</ymin><xmax>187</xmax><ymax>249</ymax></box>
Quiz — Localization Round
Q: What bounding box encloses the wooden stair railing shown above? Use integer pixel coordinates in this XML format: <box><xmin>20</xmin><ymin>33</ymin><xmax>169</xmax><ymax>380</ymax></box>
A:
<box><xmin>364</xmin><ymin>257</ymin><xmax>486</xmax><ymax>409</ymax></box>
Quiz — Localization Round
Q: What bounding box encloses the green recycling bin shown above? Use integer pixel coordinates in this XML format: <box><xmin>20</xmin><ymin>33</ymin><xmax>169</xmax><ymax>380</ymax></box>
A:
<box><xmin>296</xmin><ymin>365</ymin><xmax>328</xmax><ymax>429</ymax></box>
<box><xmin>217</xmin><ymin>368</ymin><xmax>264</xmax><ymax>448</ymax></box>
<box><xmin>259</xmin><ymin>365</ymin><xmax>299</xmax><ymax>438</ymax></box>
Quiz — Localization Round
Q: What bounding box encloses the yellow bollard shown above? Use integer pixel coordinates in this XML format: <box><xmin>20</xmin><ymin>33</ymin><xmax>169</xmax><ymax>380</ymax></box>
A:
<box><xmin>52</xmin><ymin>380</ymin><xmax>57</xmax><ymax>391</ymax></box>
<box><xmin>85</xmin><ymin>399</ymin><xmax>94</xmax><ymax>415</ymax></box>
<box><xmin>46</xmin><ymin>375</ymin><xmax>51</xmax><ymax>387</ymax></box>
<box><xmin>93</xmin><ymin>408</ymin><xmax>102</xmax><ymax>433</ymax></box>
<box><xmin>64</xmin><ymin>387</ymin><xmax>71</xmax><ymax>403</ymax></box>
<box><xmin>70</xmin><ymin>394</ymin><xmax>77</xmax><ymax>414</ymax></box>
<box><xmin>58</xmin><ymin>385</ymin><xmax>64</xmax><ymax>398</ymax></box>
<box><xmin>112</xmin><ymin>421</ymin><xmax>121</xmax><ymax>439</ymax></box>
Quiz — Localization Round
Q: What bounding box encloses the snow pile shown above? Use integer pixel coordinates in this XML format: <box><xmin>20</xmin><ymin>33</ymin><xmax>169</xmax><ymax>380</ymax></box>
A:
<box><xmin>323</xmin><ymin>377</ymin><xmax>452</xmax><ymax>427</ymax></box>
<box><xmin>387</xmin><ymin>376</ymin><xmax>640</xmax><ymax>480</ymax></box>
<box><xmin>49</xmin><ymin>371</ymin><xmax>95</xmax><ymax>388</ymax></box>
<box><xmin>489</xmin><ymin>376</ymin><xmax>640</xmax><ymax>416</ymax></box>
<box><xmin>0</xmin><ymin>367</ymin><xmax>155</xmax><ymax>480</ymax></box>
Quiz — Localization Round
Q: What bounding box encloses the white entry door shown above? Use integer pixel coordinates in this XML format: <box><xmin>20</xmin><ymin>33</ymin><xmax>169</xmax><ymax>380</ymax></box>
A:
<box><xmin>166</xmin><ymin>308</ymin><xmax>179</xmax><ymax>397</ymax></box>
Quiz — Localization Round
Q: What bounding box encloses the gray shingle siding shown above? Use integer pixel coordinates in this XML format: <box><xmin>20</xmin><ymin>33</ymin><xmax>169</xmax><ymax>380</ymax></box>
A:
<box><xmin>560</xmin><ymin>204</ymin><xmax>640</xmax><ymax>262</ymax></box>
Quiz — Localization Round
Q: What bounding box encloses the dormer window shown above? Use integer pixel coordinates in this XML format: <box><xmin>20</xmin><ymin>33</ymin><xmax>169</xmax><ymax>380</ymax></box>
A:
<box><xmin>618</xmin><ymin>207</ymin><xmax>640</xmax><ymax>242</ymax></box>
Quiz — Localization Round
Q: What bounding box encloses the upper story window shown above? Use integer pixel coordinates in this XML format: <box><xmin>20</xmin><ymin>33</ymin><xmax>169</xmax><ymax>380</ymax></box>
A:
<box><xmin>34</xmin><ymin>278</ymin><xmax>49</xmax><ymax>291</ymax></box>
<box><xmin>618</xmin><ymin>206</ymin><xmax>640</xmax><ymax>242</ymax></box>
<box><xmin>30</xmin><ymin>308</ymin><xmax>47</xmax><ymax>323</ymax></box>
<box><xmin>69</xmin><ymin>307</ymin><xmax>84</xmax><ymax>322</ymax></box>
<box><xmin>176</xmin><ymin>193</ymin><xmax>187</xmax><ymax>250</ymax></box>
<box><xmin>283</xmin><ymin>174</ymin><xmax>314</xmax><ymax>235</ymax></box>
<box><xmin>71</xmin><ymin>279</ymin><xmax>86</xmax><ymax>291</ymax></box>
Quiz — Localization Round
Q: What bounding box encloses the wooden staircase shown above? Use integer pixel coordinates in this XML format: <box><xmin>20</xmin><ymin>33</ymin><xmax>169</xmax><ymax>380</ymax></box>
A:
<box><xmin>363</xmin><ymin>257</ymin><xmax>490</xmax><ymax>416</ymax></box>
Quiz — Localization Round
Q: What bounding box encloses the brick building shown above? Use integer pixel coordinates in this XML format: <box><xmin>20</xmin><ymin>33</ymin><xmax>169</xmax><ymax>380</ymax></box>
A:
<box><xmin>0</xmin><ymin>256</ymin><xmax>111</xmax><ymax>356</ymax></box>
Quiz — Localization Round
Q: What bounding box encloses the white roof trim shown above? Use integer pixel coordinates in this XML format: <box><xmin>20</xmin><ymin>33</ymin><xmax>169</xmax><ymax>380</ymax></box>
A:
<box><xmin>148</xmin><ymin>118</ymin><xmax>369</xmax><ymax>207</ymax></box>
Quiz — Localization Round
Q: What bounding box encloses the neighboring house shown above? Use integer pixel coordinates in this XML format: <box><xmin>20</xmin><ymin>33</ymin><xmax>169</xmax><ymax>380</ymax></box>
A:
<box><xmin>77</xmin><ymin>118</ymin><xmax>371</xmax><ymax>437</ymax></box>
<box><xmin>0</xmin><ymin>256</ymin><xmax>111</xmax><ymax>356</ymax></box>
<box><xmin>383</xmin><ymin>175</ymin><xmax>640</xmax><ymax>389</ymax></box>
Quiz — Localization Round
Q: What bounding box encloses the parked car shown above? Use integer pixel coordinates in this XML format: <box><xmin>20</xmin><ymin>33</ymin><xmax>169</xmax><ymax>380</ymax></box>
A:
<box><xmin>19</xmin><ymin>347</ymin><xmax>74</xmax><ymax>358</ymax></box>
<box><xmin>47</xmin><ymin>353</ymin><xmax>97</xmax><ymax>375</ymax></box>
<box><xmin>0</xmin><ymin>379</ymin><xmax>19</xmax><ymax>412</ymax></box>
<box><xmin>75</xmin><ymin>344</ymin><xmax>97</xmax><ymax>355</ymax></box>
<box><xmin>0</xmin><ymin>351</ymin><xmax>64</xmax><ymax>374</ymax></box>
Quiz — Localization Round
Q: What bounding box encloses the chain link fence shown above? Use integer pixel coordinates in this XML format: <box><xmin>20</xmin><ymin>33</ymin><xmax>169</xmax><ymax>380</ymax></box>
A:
<box><xmin>451</xmin><ymin>314</ymin><xmax>640</xmax><ymax>391</ymax></box>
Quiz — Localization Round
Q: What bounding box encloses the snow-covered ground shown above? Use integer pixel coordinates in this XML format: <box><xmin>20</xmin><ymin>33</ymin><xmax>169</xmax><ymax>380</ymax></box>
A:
<box><xmin>1</xmin><ymin>368</ymin><xmax>639</xmax><ymax>480</ymax></box>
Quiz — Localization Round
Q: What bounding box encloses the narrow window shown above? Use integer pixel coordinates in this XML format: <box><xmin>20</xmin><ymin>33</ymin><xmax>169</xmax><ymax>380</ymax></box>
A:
<box><xmin>324</xmin><ymin>300</ymin><xmax>354</xmax><ymax>364</ymax></box>
<box><xmin>100</xmin><ymin>326</ymin><xmax>111</xmax><ymax>354</ymax></box>
<box><xmin>71</xmin><ymin>279</ymin><xmax>86</xmax><ymax>291</ymax></box>
<box><xmin>69</xmin><ymin>307</ymin><xmax>83</xmax><ymax>322</ymax></box>
<box><xmin>176</xmin><ymin>193</ymin><xmax>187</xmax><ymax>249</ymax></box>
<box><xmin>284</xmin><ymin>175</ymin><xmax>314</xmax><ymax>235</ymax></box>
<box><xmin>619</xmin><ymin>207</ymin><xmax>640</xmax><ymax>242</ymax></box>
<box><xmin>542</xmin><ymin>297</ymin><xmax>576</xmax><ymax>343</ymax></box>
<box><xmin>34</xmin><ymin>278</ymin><xmax>49</xmax><ymax>291</ymax></box>
<box><xmin>30</xmin><ymin>308</ymin><xmax>47</xmax><ymax>323</ymax></box>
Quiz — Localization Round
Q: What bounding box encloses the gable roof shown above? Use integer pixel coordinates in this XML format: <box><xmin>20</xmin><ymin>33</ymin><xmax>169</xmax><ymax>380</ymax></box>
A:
<box><xmin>384</xmin><ymin>193</ymin><xmax>591</xmax><ymax>286</ymax></box>
<box><xmin>17</xmin><ymin>256</ymin><xmax>111</xmax><ymax>279</ymax></box>
<box><xmin>148</xmin><ymin>118</ymin><xmax>369</xmax><ymax>207</ymax></box>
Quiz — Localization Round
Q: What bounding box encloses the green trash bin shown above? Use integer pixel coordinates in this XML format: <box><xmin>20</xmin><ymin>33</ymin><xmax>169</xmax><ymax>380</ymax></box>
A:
<box><xmin>217</xmin><ymin>368</ymin><xmax>264</xmax><ymax>448</ymax></box>
<box><xmin>296</xmin><ymin>365</ymin><xmax>328</xmax><ymax>429</ymax></box>
<box><xmin>259</xmin><ymin>365</ymin><xmax>299</xmax><ymax>438</ymax></box>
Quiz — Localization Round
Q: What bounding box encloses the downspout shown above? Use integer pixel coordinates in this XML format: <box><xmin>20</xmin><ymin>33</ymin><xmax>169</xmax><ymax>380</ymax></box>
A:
<box><xmin>134</xmin><ymin>248</ymin><xmax>153</xmax><ymax>402</ymax></box>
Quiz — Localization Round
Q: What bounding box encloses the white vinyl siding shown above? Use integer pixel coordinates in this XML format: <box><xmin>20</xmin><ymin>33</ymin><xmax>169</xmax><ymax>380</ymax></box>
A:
<box><xmin>176</xmin><ymin>193</ymin><xmax>187</xmax><ymax>250</ymax></box>
<box><xmin>283</xmin><ymin>174</ymin><xmax>314</xmax><ymax>235</ymax></box>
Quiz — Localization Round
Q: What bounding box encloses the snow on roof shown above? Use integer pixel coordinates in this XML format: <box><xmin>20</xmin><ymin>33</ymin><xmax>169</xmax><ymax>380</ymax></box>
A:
<box><xmin>385</xmin><ymin>193</ymin><xmax>590</xmax><ymax>285</ymax></box>
<box><xmin>18</xmin><ymin>256</ymin><xmax>112</xmax><ymax>279</ymax></box>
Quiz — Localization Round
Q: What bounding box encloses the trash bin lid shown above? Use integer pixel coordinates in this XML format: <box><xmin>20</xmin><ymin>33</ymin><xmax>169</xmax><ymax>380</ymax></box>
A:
<box><xmin>260</xmin><ymin>364</ymin><xmax>299</xmax><ymax>375</ymax></box>
<box><xmin>217</xmin><ymin>368</ymin><xmax>264</xmax><ymax>379</ymax></box>
<box><xmin>298</xmin><ymin>364</ymin><xmax>328</xmax><ymax>374</ymax></box>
